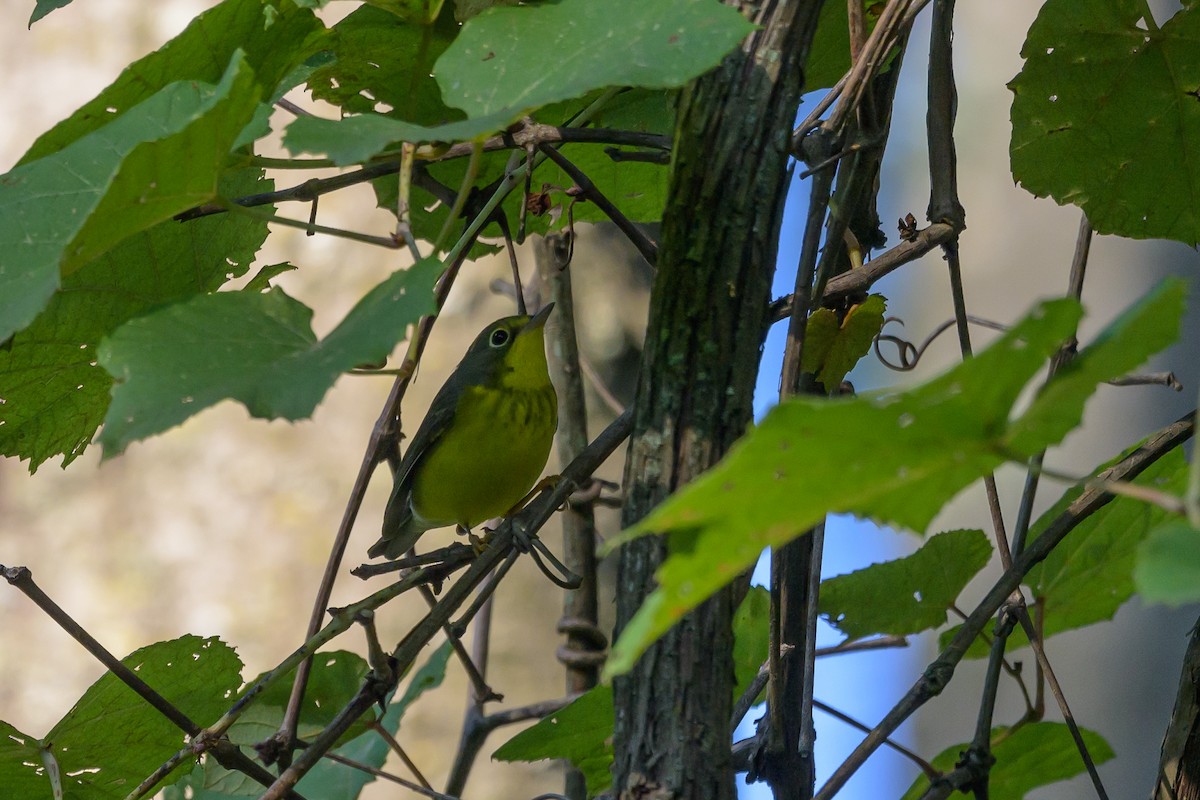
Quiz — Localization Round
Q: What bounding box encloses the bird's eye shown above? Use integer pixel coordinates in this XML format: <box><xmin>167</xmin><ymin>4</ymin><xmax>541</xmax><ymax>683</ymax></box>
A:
<box><xmin>489</xmin><ymin>328</ymin><xmax>510</xmax><ymax>347</ymax></box>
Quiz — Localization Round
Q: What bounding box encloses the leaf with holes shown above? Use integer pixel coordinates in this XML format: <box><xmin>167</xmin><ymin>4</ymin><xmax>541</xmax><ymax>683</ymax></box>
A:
<box><xmin>0</xmin><ymin>168</ymin><xmax>271</xmax><ymax>471</ymax></box>
<box><xmin>820</xmin><ymin>529</ymin><xmax>992</xmax><ymax>639</ymax></box>
<box><xmin>1010</xmin><ymin>0</ymin><xmax>1200</xmax><ymax>244</ymax></box>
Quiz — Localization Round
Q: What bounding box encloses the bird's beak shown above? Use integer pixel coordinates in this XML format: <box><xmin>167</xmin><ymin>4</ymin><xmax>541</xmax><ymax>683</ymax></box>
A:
<box><xmin>523</xmin><ymin>303</ymin><xmax>554</xmax><ymax>332</ymax></box>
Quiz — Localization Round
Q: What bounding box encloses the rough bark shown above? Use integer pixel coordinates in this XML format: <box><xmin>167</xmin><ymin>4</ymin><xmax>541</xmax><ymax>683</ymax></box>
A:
<box><xmin>1155</xmin><ymin>619</ymin><xmax>1200</xmax><ymax>800</ymax></box>
<box><xmin>612</xmin><ymin>2</ymin><xmax>826</xmax><ymax>798</ymax></box>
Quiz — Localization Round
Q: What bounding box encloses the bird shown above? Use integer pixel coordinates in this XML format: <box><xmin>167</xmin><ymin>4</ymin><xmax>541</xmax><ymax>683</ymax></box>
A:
<box><xmin>368</xmin><ymin>304</ymin><xmax>558</xmax><ymax>560</ymax></box>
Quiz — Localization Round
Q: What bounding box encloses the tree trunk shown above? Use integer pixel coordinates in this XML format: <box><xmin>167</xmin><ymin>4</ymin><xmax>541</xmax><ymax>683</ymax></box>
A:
<box><xmin>1154</xmin><ymin>619</ymin><xmax>1200</xmax><ymax>800</ymax></box>
<box><xmin>612</xmin><ymin>3</ymin><xmax>826</xmax><ymax>798</ymax></box>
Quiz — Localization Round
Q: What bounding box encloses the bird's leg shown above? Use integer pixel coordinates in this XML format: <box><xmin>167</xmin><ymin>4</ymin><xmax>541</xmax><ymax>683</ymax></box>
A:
<box><xmin>461</xmin><ymin>524</ymin><xmax>490</xmax><ymax>555</ymax></box>
<box><xmin>506</xmin><ymin>474</ymin><xmax>565</xmax><ymax>517</ymax></box>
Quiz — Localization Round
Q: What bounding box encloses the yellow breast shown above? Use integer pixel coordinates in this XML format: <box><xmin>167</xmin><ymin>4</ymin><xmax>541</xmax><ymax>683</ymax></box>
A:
<box><xmin>410</xmin><ymin>384</ymin><xmax>558</xmax><ymax>529</ymax></box>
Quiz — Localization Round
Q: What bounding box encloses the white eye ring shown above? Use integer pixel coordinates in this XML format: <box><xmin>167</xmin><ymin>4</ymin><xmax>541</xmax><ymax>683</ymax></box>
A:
<box><xmin>490</xmin><ymin>328</ymin><xmax>510</xmax><ymax>347</ymax></box>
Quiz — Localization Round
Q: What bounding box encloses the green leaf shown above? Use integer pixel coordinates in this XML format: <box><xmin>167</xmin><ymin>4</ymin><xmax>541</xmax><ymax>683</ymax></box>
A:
<box><xmin>1010</xmin><ymin>0</ymin><xmax>1200</xmax><ymax>245</ymax></box>
<box><xmin>305</xmin><ymin>5</ymin><xmax>461</xmax><ymax>120</ymax></box>
<box><xmin>28</xmin><ymin>0</ymin><xmax>72</xmax><ymax>25</ymax></box>
<box><xmin>97</xmin><ymin>257</ymin><xmax>441</xmax><ymax>456</ymax></box>
<box><xmin>1136</xmin><ymin>520</ymin><xmax>1200</xmax><ymax>606</ymax></box>
<box><xmin>901</xmin><ymin>722</ymin><xmax>1113</xmax><ymax>800</ymax></box>
<box><xmin>1006</xmin><ymin>279</ymin><xmax>1187</xmax><ymax>453</ymax></box>
<box><xmin>243</xmin><ymin>262</ymin><xmax>299</xmax><ymax>293</ymax></box>
<box><xmin>36</xmin><ymin>636</ymin><xmax>243</xmax><ymax>800</ymax></box>
<box><xmin>804</xmin><ymin>1</ymin><xmax>888</xmax><ymax>92</ymax></box>
<box><xmin>227</xmin><ymin>651</ymin><xmax>372</xmax><ymax>749</ymax></box>
<box><xmin>1031</xmin><ymin>447</ymin><xmax>1190</xmax><ymax>630</ymax></box>
<box><xmin>494</xmin><ymin>685</ymin><xmax>614</xmax><ymax>796</ymax></box>
<box><xmin>801</xmin><ymin>294</ymin><xmax>887</xmax><ymax>391</ymax></box>
<box><xmin>820</xmin><ymin>529</ymin><xmax>992</xmax><ymax>639</ymax></box>
<box><xmin>528</xmin><ymin>89</ymin><xmax>675</xmax><ymax>226</ymax></box>
<box><xmin>167</xmin><ymin>641</ymin><xmax>453</xmax><ymax>800</ymax></box>
<box><xmin>435</xmin><ymin>0</ymin><xmax>755</xmax><ymax>117</ymax></box>
<box><xmin>21</xmin><ymin>0</ymin><xmax>328</xmax><ymax>163</ymax></box>
<box><xmin>0</xmin><ymin>720</ymin><xmax>53</xmax><ymax>800</ymax></box>
<box><xmin>943</xmin><ymin>444</ymin><xmax>1191</xmax><ymax>658</ymax></box>
<box><xmin>0</xmin><ymin>54</ymin><xmax>261</xmax><ymax>343</ymax></box>
<box><xmin>604</xmin><ymin>283</ymin><xmax>1184</xmax><ymax>677</ymax></box>
<box><xmin>283</xmin><ymin>111</ymin><xmax>517</xmax><ymax>165</ymax></box>
<box><xmin>296</xmin><ymin>640</ymin><xmax>453</xmax><ymax>798</ymax></box>
<box><xmin>0</xmin><ymin>168</ymin><xmax>271</xmax><ymax>471</ymax></box>
<box><xmin>733</xmin><ymin>585</ymin><xmax>770</xmax><ymax>704</ymax></box>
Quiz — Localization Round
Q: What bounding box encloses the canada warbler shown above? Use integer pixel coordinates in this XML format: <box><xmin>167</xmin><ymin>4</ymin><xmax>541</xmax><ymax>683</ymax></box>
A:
<box><xmin>368</xmin><ymin>304</ymin><xmax>558</xmax><ymax>559</ymax></box>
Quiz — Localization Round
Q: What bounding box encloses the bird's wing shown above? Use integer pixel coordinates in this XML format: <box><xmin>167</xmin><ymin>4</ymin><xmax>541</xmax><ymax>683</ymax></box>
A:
<box><xmin>368</xmin><ymin>373</ymin><xmax>469</xmax><ymax>559</ymax></box>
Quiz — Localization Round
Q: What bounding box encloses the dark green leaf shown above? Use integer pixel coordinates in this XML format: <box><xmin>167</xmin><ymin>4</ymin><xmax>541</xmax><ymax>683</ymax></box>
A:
<box><xmin>901</xmin><ymin>722</ymin><xmax>1113</xmax><ymax>800</ymax></box>
<box><xmin>804</xmin><ymin>2</ymin><xmax>888</xmax><ymax>92</ymax></box>
<box><xmin>1136</xmin><ymin>520</ymin><xmax>1200</xmax><ymax>606</ymax></box>
<box><xmin>494</xmin><ymin>685</ymin><xmax>614</xmax><ymax>796</ymax></box>
<box><xmin>1010</xmin><ymin>0</ymin><xmax>1200</xmax><ymax>244</ymax></box>
<box><xmin>227</xmin><ymin>651</ymin><xmax>371</xmax><ymax>748</ymax></box>
<box><xmin>605</xmin><ymin>282</ymin><xmax>1184</xmax><ymax>677</ymax></box>
<box><xmin>820</xmin><ymin>529</ymin><xmax>991</xmax><ymax>638</ymax></box>
<box><xmin>362</xmin><ymin>0</ymin><xmax>445</xmax><ymax>24</ymax></box>
<box><xmin>97</xmin><ymin>257</ymin><xmax>441</xmax><ymax>456</ymax></box>
<box><xmin>0</xmin><ymin>168</ymin><xmax>271</xmax><ymax>471</ymax></box>
<box><xmin>242</xmin><ymin>263</ymin><xmax>299</xmax><ymax>293</ymax></box>
<box><xmin>21</xmin><ymin>0</ymin><xmax>328</xmax><ymax>162</ymax></box>
<box><xmin>0</xmin><ymin>55</ymin><xmax>260</xmax><ymax>342</ymax></box>
<box><xmin>306</xmin><ymin>4</ymin><xmax>459</xmax><ymax>120</ymax></box>
<box><xmin>0</xmin><ymin>720</ymin><xmax>52</xmax><ymax>800</ymax></box>
<box><xmin>28</xmin><ymin>0</ymin><xmax>72</xmax><ymax>26</ymax></box>
<box><xmin>528</xmin><ymin>89</ymin><xmax>674</xmax><ymax>226</ymax></box>
<box><xmin>43</xmin><ymin>636</ymin><xmax>242</xmax><ymax>800</ymax></box>
<box><xmin>167</xmin><ymin>641</ymin><xmax>454</xmax><ymax>800</ymax></box>
<box><xmin>435</xmin><ymin>0</ymin><xmax>755</xmax><ymax>117</ymax></box>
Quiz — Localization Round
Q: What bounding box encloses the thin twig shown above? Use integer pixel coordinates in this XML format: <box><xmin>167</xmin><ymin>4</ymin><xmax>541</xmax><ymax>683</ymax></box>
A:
<box><xmin>1014</xmin><ymin>609</ymin><xmax>1111</xmax><ymax>800</ymax></box>
<box><xmin>537</xmin><ymin>143</ymin><xmax>658</xmax><ymax>267</ymax></box>
<box><xmin>767</xmin><ymin>222</ymin><xmax>958</xmax><ymax>327</ymax></box>
<box><xmin>537</xmin><ymin>232</ymin><xmax>603</xmax><ymax>800</ymax></box>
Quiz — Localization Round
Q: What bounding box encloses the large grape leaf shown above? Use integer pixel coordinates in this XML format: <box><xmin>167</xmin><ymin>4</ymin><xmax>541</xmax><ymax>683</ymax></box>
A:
<box><xmin>305</xmin><ymin>4</ymin><xmax>459</xmax><ymax>121</ymax></box>
<box><xmin>0</xmin><ymin>55</ymin><xmax>260</xmax><ymax>343</ymax></box>
<box><xmin>434</xmin><ymin>0</ymin><xmax>754</xmax><ymax>118</ymax></box>
<box><xmin>165</xmin><ymin>641</ymin><xmax>454</xmax><ymax>800</ymax></box>
<box><xmin>96</xmin><ymin>257</ymin><xmax>441</xmax><ymax>456</ymax></box>
<box><xmin>21</xmin><ymin>0</ymin><xmax>328</xmax><ymax>163</ymax></box>
<box><xmin>0</xmin><ymin>637</ymin><xmax>244</xmax><ymax>800</ymax></box>
<box><xmin>604</xmin><ymin>280</ymin><xmax>1185</xmax><ymax>677</ymax></box>
<box><xmin>0</xmin><ymin>169</ymin><xmax>271</xmax><ymax>471</ymax></box>
<box><xmin>1010</xmin><ymin>0</ymin><xmax>1200</xmax><ymax>244</ymax></box>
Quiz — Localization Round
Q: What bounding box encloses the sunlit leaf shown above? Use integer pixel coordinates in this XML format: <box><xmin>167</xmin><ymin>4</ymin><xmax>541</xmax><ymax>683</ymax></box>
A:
<box><xmin>604</xmin><ymin>280</ymin><xmax>1184</xmax><ymax>677</ymax></box>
